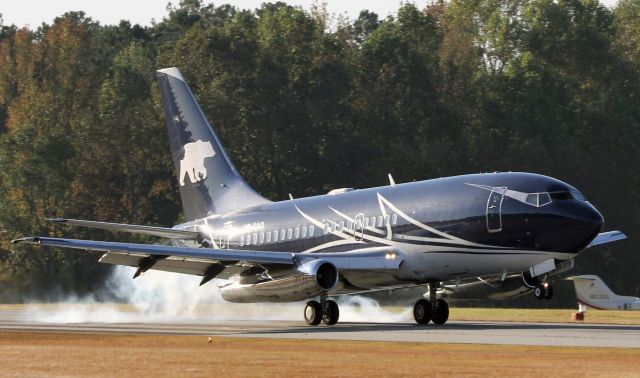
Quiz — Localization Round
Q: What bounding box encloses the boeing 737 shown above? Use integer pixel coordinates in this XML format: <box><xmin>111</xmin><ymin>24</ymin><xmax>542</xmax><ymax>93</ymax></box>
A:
<box><xmin>13</xmin><ymin>67</ymin><xmax>626</xmax><ymax>326</ymax></box>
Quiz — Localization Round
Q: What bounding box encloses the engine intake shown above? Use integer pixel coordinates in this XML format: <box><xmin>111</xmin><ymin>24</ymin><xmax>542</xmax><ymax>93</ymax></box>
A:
<box><xmin>298</xmin><ymin>259</ymin><xmax>338</xmax><ymax>291</ymax></box>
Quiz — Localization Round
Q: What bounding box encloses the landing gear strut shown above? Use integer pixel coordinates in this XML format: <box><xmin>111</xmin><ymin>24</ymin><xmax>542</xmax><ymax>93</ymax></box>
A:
<box><xmin>304</xmin><ymin>292</ymin><xmax>339</xmax><ymax>326</ymax></box>
<box><xmin>413</xmin><ymin>283</ymin><xmax>449</xmax><ymax>325</ymax></box>
<box><xmin>534</xmin><ymin>282</ymin><xmax>554</xmax><ymax>300</ymax></box>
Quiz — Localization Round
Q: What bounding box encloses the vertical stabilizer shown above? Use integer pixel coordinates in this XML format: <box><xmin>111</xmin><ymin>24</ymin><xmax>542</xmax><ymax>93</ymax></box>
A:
<box><xmin>567</xmin><ymin>275</ymin><xmax>640</xmax><ymax>310</ymax></box>
<box><xmin>156</xmin><ymin>67</ymin><xmax>270</xmax><ymax>220</ymax></box>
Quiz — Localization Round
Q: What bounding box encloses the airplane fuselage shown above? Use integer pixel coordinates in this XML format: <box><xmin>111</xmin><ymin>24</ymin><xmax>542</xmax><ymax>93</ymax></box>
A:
<box><xmin>178</xmin><ymin>172</ymin><xmax>603</xmax><ymax>295</ymax></box>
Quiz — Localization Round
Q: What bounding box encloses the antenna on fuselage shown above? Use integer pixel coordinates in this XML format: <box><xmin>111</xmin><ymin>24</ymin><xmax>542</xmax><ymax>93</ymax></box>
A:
<box><xmin>388</xmin><ymin>174</ymin><xmax>396</xmax><ymax>187</ymax></box>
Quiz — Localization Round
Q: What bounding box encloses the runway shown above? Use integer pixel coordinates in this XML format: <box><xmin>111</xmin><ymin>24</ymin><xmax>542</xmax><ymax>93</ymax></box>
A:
<box><xmin>1</xmin><ymin>308</ymin><xmax>639</xmax><ymax>348</ymax></box>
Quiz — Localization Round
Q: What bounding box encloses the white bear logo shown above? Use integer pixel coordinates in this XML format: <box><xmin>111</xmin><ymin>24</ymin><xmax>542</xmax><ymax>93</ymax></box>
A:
<box><xmin>179</xmin><ymin>140</ymin><xmax>215</xmax><ymax>186</ymax></box>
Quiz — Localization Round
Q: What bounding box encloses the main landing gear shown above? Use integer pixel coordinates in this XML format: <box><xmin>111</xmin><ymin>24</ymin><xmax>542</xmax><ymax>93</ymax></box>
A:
<box><xmin>534</xmin><ymin>282</ymin><xmax>554</xmax><ymax>300</ymax></box>
<box><xmin>304</xmin><ymin>292</ymin><xmax>339</xmax><ymax>326</ymax></box>
<box><xmin>414</xmin><ymin>283</ymin><xmax>449</xmax><ymax>325</ymax></box>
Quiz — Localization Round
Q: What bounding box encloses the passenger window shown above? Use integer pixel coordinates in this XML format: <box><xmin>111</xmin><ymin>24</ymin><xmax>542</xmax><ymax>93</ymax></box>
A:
<box><xmin>252</xmin><ymin>233</ymin><xmax>258</xmax><ymax>244</ymax></box>
<box><xmin>294</xmin><ymin>227</ymin><xmax>300</xmax><ymax>239</ymax></box>
<box><xmin>259</xmin><ymin>233</ymin><xmax>264</xmax><ymax>244</ymax></box>
<box><xmin>266</xmin><ymin>231</ymin><xmax>271</xmax><ymax>243</ymax></box>
<box><xmin>347</xmin><ymin>221</ymin><xmax>353</xmax><ymax>230</ymax></box>
<box><xmin>377</xmin><ymin>216</ymin><xmax>383</xmax><ymax>227</ymax></box>
<box><xmin>391</xmin><ymin>213</ymin><xmax>398</xmax><ymax>225</ymax></box>
<box><xmin>287</xmin><ymin>228</ymin><xmax>293</xmax><ymax>240</ymax></box>
<box><xmin>338</xmin><ymin>221</ymin><xmax>344</xmax><ymax>231</ymax></box>
<box><xmin>323</xmin><ymin>223</ymin><xmax>330</xmax><ymax>234</ymax></box>
<box><xmin>240</xmin><ymin>235</ymin><xmax>245</xmax><ymax>246</ymax></box>
<box><xmin>384</xmin><ymin>215</ymin><xmax>390</xmax><ymax>225</ymax></box>
<box><xmin>539</xmin><ymin>193</ymin><xmax>551</xmax><ymax>206</ymax></box>
<box><xmin>525</xmin><ymin>194</ymin><xmax>538</xmax><ymax>206</ymax></box>
<box><xmin>281</xmin><ymin>229</ymin><xmax>286</xmax><ymax>239</ymax></box>
<box><xmin>309</xmin><ymin>225</ymin><xmax>314</xmax><ymax>237</ymax></box>
<box><xmin>301</xmin><ymin>226</ymin><xmax>307</xmax><ymax>238</ymax></box>
<box><xmin>331</xmin><ymin>222</ymin><xmax>337</xmax><ymax>232</ymax></box>
<box><xmin>364</xmin><ymin>218</ymin><xmax>370</xmax><ymax>227</ymax></box>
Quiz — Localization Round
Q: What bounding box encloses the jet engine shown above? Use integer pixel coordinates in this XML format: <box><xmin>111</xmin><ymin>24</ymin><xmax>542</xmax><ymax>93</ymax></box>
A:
<box><xmin>220</xmin><ymin>259</ymin><xmax>338</xmax><ymax>303</ymax></box>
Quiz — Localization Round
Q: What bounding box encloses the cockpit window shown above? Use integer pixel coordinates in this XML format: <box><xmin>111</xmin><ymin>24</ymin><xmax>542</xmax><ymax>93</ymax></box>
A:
<box><xmin>538</xmin><ymin>192</ymin><xmax>551</xmax><ymax>206</ymax></box>
<box><xmin>525</xmin><ymin>193</ymin><xmax>538</xmax><ymax>206</ymax></box>
<box><xmin>549</xmin><ymin>191</ymin><xmax>573</xmax><ymax>201</ymax></box>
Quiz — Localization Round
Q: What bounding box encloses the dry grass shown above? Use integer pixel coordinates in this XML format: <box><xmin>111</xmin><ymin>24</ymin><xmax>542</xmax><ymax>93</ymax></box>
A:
<box><xmin>1</xmin><ymin>332</ymin><xmax>639</xmax><ymax>378</ymax></box>
<box><xmin>448</xmin><ymin>307</ymin><xmax>640</xmax><ymax>324</ymax></box>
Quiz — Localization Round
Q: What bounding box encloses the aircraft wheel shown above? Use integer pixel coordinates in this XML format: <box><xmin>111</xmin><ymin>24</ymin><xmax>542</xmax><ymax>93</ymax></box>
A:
<box><xmin>544</xmin><ymin>284</ymin><xmax>554</xmax><ymax>300</ymax></box>
<box><xmin>431</xmin><ymin>299</ymin><xmax>449</xmax><ymax>325</ymax></box>
<box><xmin>413</xmin><ymin>299</ymin><xmax>432</xmax><ymax>324</ymax></box>
<box><xmin>534</xmin><ymin>284</ymin><xmax>545</xmax><ymax>300</ymax></box>
<box><xmin>304</xmin><ymin>300</ymin><xmax>322</xmax><ymax>325</ymax></box>
<box><xmin>322</xmin><ymin>300</ymin><xmax>340</xmax><ymax>325</ymax></box>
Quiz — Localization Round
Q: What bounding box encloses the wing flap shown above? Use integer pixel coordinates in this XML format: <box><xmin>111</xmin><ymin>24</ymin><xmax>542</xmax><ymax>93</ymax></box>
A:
<box><xmin>13</xmin><ymin>237</ymin><xmax>295</xmax><ymax>265</ymax></box>
<box><xmin>48</xmin><ymin>218</ymin><xmax>199</xmax><ymax>240</ymax></box>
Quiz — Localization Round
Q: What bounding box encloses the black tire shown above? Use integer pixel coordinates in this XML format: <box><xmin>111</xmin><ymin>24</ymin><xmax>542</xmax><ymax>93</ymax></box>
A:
<box><xmin>413</xmin><ymin>299</ymin><xmax>432</xmax><ymax>324</ymax></box>
<box><xmin>322</xmin><ymin>300</ymin><xmax>340</xmax><ymax>325</ymax></box>
<box><xmin>533</xmin><ymin>285</ymin><xmax>544</xmax><ymax>300</ymax></box>
<box><xmin>431</xmin><ymin>299</ymin><xmax>449</xmax><ymax>325</ymax></box>
<box><xmin>544</xmin><ymin>285</ymin><xmax>554</xmax><ymax>300</ymax></box>
<box><xmin>304</xmin><ymin>300</ymin><xmax>322</xmax><ymax>325</ymax></box>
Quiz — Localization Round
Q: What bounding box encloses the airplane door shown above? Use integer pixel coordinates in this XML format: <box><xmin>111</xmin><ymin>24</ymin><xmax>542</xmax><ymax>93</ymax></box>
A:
<box><xmin>486</xmin><ymin>187</ymin><xmax>506</xmax><ymax>233</ymax></box>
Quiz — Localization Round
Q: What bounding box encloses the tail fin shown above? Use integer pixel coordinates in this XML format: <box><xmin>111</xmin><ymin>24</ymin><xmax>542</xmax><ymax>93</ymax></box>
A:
<box><xmin>567</xmin><ymin>275</ymin><xmax>616</xmax><ymax>306</ymax></box>
<box><xmin>156</xmin><ymin>67</ymin><xmax>270</xmax><ymax>220</ymax></box>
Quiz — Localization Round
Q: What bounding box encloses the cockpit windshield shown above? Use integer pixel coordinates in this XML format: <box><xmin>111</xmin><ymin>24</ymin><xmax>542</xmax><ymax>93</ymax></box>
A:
<box><xmin>525</xmin><ymin>190</ymin><xmax>585</xmax><ymax>207</ymax></box>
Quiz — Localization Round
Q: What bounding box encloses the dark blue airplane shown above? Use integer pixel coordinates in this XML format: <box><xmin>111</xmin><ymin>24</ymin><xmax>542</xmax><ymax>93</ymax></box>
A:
<box><xmin>13</xmin><ymin>68</ymin><xmax>626</xmax><ymax>326</ymax></box>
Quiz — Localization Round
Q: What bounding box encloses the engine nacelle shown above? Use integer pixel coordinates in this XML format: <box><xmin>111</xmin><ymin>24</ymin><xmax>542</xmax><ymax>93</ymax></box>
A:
<box><xmin>220</xmin><ymin>259</ymin><xmax>338</xmax><ymax>303</ymax></box>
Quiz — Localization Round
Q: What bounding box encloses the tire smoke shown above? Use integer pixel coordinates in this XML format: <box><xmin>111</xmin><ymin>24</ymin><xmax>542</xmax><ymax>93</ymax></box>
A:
<box><xmin>27</xmin><ymin>266</ymin><xmax>412</xmax><ymax>324</ymax></box>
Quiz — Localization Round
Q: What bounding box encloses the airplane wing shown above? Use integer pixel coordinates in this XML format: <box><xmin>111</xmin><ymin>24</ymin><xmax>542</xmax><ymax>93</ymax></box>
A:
<box><xmin>48</xmin><ymin>218</ymin><xmax>199</xmax><ymax>240</ymax></box>
<box><xmin>12</xmin><ymin>237</ymin><xmax>402</xmax><ymax>283</ymax></box>
<box><xmin>586</xmin><ymin>230</ymin><xmax>626</xmax><ymax>248</ymax></box>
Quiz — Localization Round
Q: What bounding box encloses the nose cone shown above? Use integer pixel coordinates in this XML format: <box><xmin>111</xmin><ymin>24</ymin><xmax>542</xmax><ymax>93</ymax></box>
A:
<box><xmin>577</xmin><ymin>202</ymin><xmax>604</xmax><ymax>228</ymax></box>
<box><xmin>534</xmin><ymin>201</ymin><xmax>604</xmax><ymax>253</ymax></box>
<box><xmin>564</xmin><ymin>201</ymin><xmax>604</xmax><ymax>251</ymax></box>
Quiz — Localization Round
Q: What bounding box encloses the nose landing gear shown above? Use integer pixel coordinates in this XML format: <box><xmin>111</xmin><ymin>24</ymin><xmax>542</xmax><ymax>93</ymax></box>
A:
<box><xmin>413</xmin><ymin>283</ymin><xmax>449</xmax><ymax>325</ymax></box>
<box><xmin>534</xmin><ymin>282</ymin><xmax>554</xmax><ymax>300</ymax></box>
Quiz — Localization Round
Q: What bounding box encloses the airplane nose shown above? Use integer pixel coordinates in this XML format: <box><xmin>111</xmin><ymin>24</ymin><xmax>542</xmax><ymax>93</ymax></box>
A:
<box><xmin>577</xmin><ymin>202</ymin><xmax>604</xmax><ymax>229</ymax></box>
<box><xmin>570</xmin><ymin>201</ymin><xmax>604</xmax><ymax>250</ymax></box>
<box><xmin>533</xmin><ymin>200</ymin><xmax>604</xmax><ymax>252</ymax></box>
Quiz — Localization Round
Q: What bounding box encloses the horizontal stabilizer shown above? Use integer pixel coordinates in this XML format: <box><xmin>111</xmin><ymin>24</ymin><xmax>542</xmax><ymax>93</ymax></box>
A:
<box><xmin>586</xmin><ymin>231</ymin><xmax>626</xmax><ymax>248</ymax></box>
<box><xmin>48</xmin><ymin>218</ymin><xmax>199</xmax><ymax>240</ymax></box>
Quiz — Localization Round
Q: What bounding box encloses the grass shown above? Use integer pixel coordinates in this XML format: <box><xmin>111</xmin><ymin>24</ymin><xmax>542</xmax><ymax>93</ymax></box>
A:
<box><xmin>1</xmin><ymin>332</ymin><xmax>639</xmax><ymax>377</ymax></box>
<box><xmin>448</xmin><ymin>307</ymin><xmax>640</xmax><ymax>324</ymax></box>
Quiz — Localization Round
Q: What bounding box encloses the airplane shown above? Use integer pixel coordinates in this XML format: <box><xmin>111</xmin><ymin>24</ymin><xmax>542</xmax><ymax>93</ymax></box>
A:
<box><xmin>12</xmin><ymin>67</ymin><xmax>627</xmax><ymax>326</ymax></box>
<box><xmin>567</xmin><ymin>275</ymin><xmax>639</xmax><ymax>311</ymax></box>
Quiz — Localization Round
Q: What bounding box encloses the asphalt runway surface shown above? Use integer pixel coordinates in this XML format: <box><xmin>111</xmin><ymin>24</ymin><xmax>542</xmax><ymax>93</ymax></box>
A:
<box><xmin>1</xmin><ymin>308</ymin><xmax>638</xmax><ymax>348</ymax></box>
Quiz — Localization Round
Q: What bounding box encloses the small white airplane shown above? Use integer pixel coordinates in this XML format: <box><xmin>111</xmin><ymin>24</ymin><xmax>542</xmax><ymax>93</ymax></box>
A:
<box><xmin>566</xmin><ymin>275</ymin><xmax>639</xmax><ymax>311</ymax></box>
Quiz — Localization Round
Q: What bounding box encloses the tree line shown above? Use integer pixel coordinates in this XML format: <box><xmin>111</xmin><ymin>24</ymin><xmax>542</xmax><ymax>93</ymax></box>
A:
<box><xmin>0</xmin><ymin>0</ymin><xmax>638</xmax><ymax>305</ymax></box>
